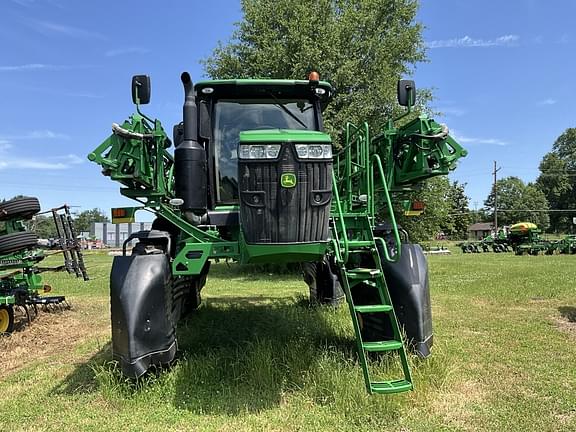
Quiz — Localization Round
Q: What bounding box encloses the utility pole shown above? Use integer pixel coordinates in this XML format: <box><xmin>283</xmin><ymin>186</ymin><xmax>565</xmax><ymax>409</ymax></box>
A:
<box><xmin>493</xmin><ymin>161</ymin><xmax>501</xmax><ymax>232</ymax></box>
<box><xmin>473</xmin><ymin>201</ymin><xmax>479</xmax><ymax>223</ymax></box>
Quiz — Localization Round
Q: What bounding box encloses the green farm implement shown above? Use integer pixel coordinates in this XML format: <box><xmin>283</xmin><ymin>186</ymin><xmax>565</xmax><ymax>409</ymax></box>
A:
<box><xmin>508</xmin><ymin>222</ymin><xmax>553</xmax><ymax>256</ymax></box>
<box><xmin>0</xmin><ymin>198</ymin><xmax>88</xmax><ymax>333</ymax></box>
<box><xmin>556</xmin><ymin>235</ymin><xmax>576</xmax><ymax>254</ymax></box>
<box><xmin>89</xmin><ymin>72</ymin><xmax>466</xmax><ymax>394</ymax></box>
<box><xmin>459</xmin><ymin>229</ymin><xmax>510</xmax><ymax>254</ymax></box>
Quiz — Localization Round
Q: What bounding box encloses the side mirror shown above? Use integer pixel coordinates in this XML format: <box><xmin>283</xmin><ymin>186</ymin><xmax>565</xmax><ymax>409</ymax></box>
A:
<box><xmin>173</xmin><ymin>123</ymin><xmax>184</xmax><ymax>147</ymax></box>
<box><xmin>397</xmin><ymin>80</ymin><xmax>416</xmax><ymax>107</ymax></box>
<box><xmin>132</xmin><ymin>75</ymin><xmax>151</xmax><ymax>105</ymax></box>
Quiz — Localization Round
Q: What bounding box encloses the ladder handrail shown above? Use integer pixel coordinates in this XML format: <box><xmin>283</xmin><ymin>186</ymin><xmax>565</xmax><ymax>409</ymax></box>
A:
<box><xmin>331</xmin><ymin>170</ymin><xmax>349</xmax><ymax>263</ymax></box>
<box><xmin>371</xmin><ymin>154</ymin><xmax>402</xmax><ymax>263</ymax></box>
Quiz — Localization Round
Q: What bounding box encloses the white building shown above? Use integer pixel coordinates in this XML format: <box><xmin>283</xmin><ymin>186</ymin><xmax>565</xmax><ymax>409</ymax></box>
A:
<box><xmin>91</xmin><ymin>222</ymin><xmax>153</xmax><ymax>247</ymax></box>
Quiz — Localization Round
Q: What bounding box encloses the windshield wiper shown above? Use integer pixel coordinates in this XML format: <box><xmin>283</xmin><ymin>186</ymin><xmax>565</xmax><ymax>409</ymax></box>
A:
<box><xmin>265</xmin><ymin>91</ymin><xmax>308</xmax><ymax>129</ymax></box>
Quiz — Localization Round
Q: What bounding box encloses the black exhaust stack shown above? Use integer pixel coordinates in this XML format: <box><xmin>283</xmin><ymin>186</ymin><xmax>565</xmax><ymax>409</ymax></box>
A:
<box><xmin>175</xmin><ymin>72</ymin><xmax>207</xmax><ymax>219</ymax></box>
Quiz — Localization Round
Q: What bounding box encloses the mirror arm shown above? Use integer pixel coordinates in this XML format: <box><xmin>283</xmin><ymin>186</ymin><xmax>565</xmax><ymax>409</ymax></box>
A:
<box><xmin>133</xmin><ymin>84</ymin><xmax>155</xmax><ymax>124</ymax></box>
<box><xmin>136</xmin><ymin>104</ymin><xmax>155</xmax><ymax>124</ymax></box>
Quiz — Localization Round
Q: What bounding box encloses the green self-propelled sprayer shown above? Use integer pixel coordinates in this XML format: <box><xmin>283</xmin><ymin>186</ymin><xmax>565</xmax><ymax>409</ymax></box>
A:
<box><xmin>88</xmin><ymin>72</ymin><xmax>466</xmax><ymax>394</ymax></box>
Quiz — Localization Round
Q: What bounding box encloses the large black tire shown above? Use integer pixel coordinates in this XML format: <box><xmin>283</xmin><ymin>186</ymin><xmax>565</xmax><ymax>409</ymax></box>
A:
<box><xmin>0</xmin><ymin>197</ymin><xmax>40</xmax><ymax>221</ymax></box>
<box><xmin>351</xmin><ymin>281</ymin><xmax>394</xmax><ymax>342</ymax></box>
<box><xmin>302</xmin><ymin>258</ymin><xmax>344</xmax><ymax>306</ymax></box>
<box><xmin>0</xmin><ymin>305</ymin><xmax>14</xmax><ymax>334</ymax></box>
<box><xmin>0</xmin><ymin>232</ymin><xmax>38</xmax><ymax>255</ymax></box>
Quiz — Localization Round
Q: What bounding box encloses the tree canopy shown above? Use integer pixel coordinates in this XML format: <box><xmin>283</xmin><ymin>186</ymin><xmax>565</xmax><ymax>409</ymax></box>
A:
<box><xmin>441</xmin><ymin>181</ymin><xmax>472</xmax><ymax>240</ymax></box>
<box><xmin>203</xmin><ymin>0</ymin><xmax>474</xmax><ymax>241</ymax></box>
<box><xmin>395</xmin><ymin>177</ymin><xmax>445</xmax><ymax>242</ymax></box>
<box><xmin>484</xmin><ymin>176</ymin><xmax>549</xmax><ymax>229</ymax></box>
<box><xmin>203</xmin><ymin>0</ymin><xmax>426</xmax><ymax>136</ymax></box>
<box><xmin>536</xmin><ymin>128</ymin><xmax>576</xmax><ymax>232</ymax></box>
<box><xmin>73</xmin><ymin>208</ymin><xmax>109</xmax><ymax>234</ymax></box>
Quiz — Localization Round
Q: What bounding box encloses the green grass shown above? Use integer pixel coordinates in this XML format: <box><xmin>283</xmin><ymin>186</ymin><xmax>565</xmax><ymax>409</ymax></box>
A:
<box><xmin>1</xmin><ymin>250</ymin><xmax>575</xmax><ymax>431</ymax></box>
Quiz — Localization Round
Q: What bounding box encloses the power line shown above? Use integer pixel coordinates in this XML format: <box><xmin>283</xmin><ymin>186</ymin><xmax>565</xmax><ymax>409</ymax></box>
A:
<box><xmin>494</xmin><ymin>209</ymin><xmax>576</xmax><ymax>212</ymax></box>
<box><xmin>493</xmin><ymin>161</ymin><xmax>501</xmax><ymax>231</ymax></box>
<box><xmin>450</xmin><ymin>209</ymin><xmax>576</xmax><ymax>215</ymax></box>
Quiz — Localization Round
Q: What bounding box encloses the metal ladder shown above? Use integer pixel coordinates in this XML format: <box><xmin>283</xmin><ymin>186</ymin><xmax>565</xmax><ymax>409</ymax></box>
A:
<box><xmin>330</xmin><ymin>121</ymin><xmax>412</xmax><ymax>394</ymax></box>
<box><xmin>330</xmin><ymin>212</ymin><xmax>412</xmax><ymax>394</ymax></box>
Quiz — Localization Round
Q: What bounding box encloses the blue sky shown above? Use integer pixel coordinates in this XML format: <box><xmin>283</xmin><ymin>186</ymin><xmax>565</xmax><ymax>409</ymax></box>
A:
<box><xmin>0</xmin><ymin>0</ymin><xmax>573</xmax><ymax>219</ymax></box>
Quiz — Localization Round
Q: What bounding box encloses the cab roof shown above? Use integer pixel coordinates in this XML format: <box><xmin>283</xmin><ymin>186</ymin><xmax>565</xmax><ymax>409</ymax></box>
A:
<box><xmin>194</xmin><ymin>79</ymin><xmax>333</xmax><ymax>106</ymax></box>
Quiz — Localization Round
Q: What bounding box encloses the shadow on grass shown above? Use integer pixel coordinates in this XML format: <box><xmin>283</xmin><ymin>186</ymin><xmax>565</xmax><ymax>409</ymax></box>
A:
<box><xmin>171</xmin><ymin>297</ymin><xmax>356</xmax><ymax>414</ymax></box>
<box><xmin>205</xmin><ymin>296</ymin><xmax>286</xmax><ymax>305</ymax></box>
<box><xmin>51</xmin><ymin>342</ymin><xmax>112</xmax><ymax>395</ymax></box>
<box><xmin>50</xmin><ymin>296</ymin><xmax>358</xmax><ymax>415</ymax></box>
<box><xmin>559</xmin><ymin>306</ymin><xmax>576</xmax><ymax>322</ymax></box>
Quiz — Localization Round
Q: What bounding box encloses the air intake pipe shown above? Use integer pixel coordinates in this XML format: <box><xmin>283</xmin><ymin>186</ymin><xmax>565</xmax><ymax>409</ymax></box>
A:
<box><xmin>175</xmin><ymin>72</ymin><xmax>207</xmax><ymax>222</ymax></box>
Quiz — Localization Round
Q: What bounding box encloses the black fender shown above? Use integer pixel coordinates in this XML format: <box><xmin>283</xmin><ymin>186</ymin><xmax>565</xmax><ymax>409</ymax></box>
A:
<box><xmin>110</xmin><ymin>253</ymin><xmax>177</xmax><ymax>377</ymax></box>
<box><xmin>380</xmin><ymin>243</ymin><xmax>433</xmax><ymax>358</ymax></box>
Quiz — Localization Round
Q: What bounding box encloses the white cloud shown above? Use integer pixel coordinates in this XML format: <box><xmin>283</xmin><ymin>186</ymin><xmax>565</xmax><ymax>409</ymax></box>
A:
<box><xmin>0</xmin><ymin>145</ymin><xmax>83</xmax><ymax>171</ymax></box>
<box><xmin>557</xmin><ymin>34</ymin><xmax>570</xmax><ymax>44</ymax></box>
<box><xmin>537</xmin><ymin>98</ymin><xmax>557</xmax><ymax>106</ymax></box>
<box><xmin>105</xmin><ymin>47</ymin><xmax>150</xmax><ymax>57</ymax></box>
<box><xmin>0</xmin><ymin>63</ymin><xmax>96</xmax><ymax>72</ymax></box>
<box><xmin>61</xmin><ymin>91</ymin><xmax>104</xmax><ymax>99</ymax></box>
<box><xmin>451</xmin><ymin>130</ymin><xmax>508</xmax><ymax>146</ymax></box>
<box><xmin>11</xmin><ymin>0</ymin><xmax>63</xmax><ymax>7</ymax></box>
<box><xmin>27</xmin><ymin>20</ymin><xmax>107</xmax><ymax>40</ymax></box>
<box><xmin>10</xmin><ymin>0</ymin><xmax>35</xmax><ymax>6</ymax></box>
<box><xmin>427</xmin><ymin>34</ymin><xmax>519</xmax><ymax>49</ymax></box>
<box><xmin>0</xmin><ymin>63</ymin><xmax>70</xmax><ymax>71</ymax></box>
<box><xmin>0</xmin><ymin>130</ymin><xmax>70</xmax><ymax>141</ymax></box>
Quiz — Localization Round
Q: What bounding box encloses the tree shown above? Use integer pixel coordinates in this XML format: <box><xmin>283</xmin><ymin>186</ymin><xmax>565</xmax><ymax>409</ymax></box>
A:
<box><xmin>30</xmin><ymin>215</ymin><xmax>58</xmax><ymax>239</ymax></box>
<box><xmin>484</xmin><ymin>176</ymin><xmax>549</xmax><ymax>229</ymax></box>
<box><xmin>395</xmin><ymin>176</ymin><xmax>452</xmax><ymax>242</ymax></box>
<box><xmin>203</xmin><ymin>0</ymin><xmax>427</xmax><ymax>137</ymax></box>
<box><xmin>205</xmin><ymin>0</ymin><xmax>441</xmax><ymax>240</ymax></box>
<box><xmin>441</xmin><ymin>181</ymin><xmax>472</xmax><ymax>240</ymax></box>
<box><xmin>536</xmin><ymin>128</ymin><xmax>576</xmax><ymax>232</ymax></box>
<box><xmin>74</xmin><ymin>208</ymin><xmax>109</xmax><ymax>234</ymax></box>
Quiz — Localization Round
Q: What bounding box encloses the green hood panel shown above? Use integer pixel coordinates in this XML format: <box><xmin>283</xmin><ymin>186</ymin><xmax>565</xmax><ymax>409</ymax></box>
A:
<box><xmin>239</xmin><ymin>129</ymin><xmax>332</xmax><ymax>143</ymax></box>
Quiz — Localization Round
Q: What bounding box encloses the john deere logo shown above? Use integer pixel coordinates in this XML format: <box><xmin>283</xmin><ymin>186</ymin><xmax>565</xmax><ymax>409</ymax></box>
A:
<box><xmin>281</xmin><ymin>173</ymin><xmax>297</xmax><ymax>188</ymax></box>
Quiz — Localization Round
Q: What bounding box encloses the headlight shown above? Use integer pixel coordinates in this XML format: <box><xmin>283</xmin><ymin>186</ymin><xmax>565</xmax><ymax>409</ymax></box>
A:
<box><xmin>238</xmin><ymin>144</ymin><xmax>281</xmax><ymax>159</ymax></box>
<box><xmin>295</xmin><ymin>144</ymin><xmax>332</xmax><ymax>159</ymax></box>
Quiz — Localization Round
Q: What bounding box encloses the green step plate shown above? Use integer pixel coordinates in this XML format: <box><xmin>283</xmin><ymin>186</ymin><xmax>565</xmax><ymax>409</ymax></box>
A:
<box><xmin>370</xmin><ymin>379</ymin><xmax>413</xmax><ymax>394</ymax></box>
<box><xmin>354</xmin><ymin>304</ymin><xmax>393</xmax><ymax>313</ymax></box>
<box><xmin>362</xmin><ymin>340</ymin><xmax>403</xmax><ymax>352</ymax></box>
<box><xmin>346</xmin><ymin>268</ymin><xmax>381</xmax><ymax>279</ymax></box>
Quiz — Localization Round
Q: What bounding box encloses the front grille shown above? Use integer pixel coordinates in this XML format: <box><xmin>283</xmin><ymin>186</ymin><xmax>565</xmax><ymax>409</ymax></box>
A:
<box><xmin>239</xmin><ymin>145</ymin><xmax>332</xmax><ymax>244</ymax></box>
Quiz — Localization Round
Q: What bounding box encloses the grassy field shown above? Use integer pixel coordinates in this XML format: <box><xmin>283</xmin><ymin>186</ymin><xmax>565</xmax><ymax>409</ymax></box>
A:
<box><xmin>0</xmin><ymin>249</ymin><xmax>575</xmax><ymax>431</ymax></box>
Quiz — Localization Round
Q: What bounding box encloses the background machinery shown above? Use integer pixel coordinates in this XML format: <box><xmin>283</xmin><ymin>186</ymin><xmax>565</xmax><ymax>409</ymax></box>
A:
<box><xmin>0</xmin><ymin>197</ymin><xmax>88</xmax><ymax>333</ymax></box>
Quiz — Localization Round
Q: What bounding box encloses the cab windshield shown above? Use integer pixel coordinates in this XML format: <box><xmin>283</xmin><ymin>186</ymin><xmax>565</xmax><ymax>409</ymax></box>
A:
<box><xmin>213</xmin><ymin>98</ymin><xmax>316</xmax><ymax>202</ymax></box>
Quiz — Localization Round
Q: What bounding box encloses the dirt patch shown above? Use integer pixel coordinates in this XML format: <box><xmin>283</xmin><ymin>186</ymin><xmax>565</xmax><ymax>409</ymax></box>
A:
<box><xmin>556</xmin><ymin>306</ymin><xmax>576</xmax><ymax>340</ymax></box>
<box><xmin>555</xmin><ymin>317</ymin><xmax>576</xmax><ymax>340</ymax></box>
<box><xmin>0</xmin><ymin>299</ymin><xmax>109</xmax><ymax>379</ymax></box>
<box><xmin>430</xmin><ymin>379</ymin><xmax>486</xmax><ymax>431</ymax></box>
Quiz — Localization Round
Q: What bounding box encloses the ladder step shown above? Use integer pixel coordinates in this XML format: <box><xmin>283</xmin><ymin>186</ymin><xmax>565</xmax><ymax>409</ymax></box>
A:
<box><xmin>333</xmin><ymin>213</ymin><xmax>368</xmax><ymax>219</ymax></box>
<box><xmin>347</xmin><ymin>240</ymin><xmax>374</xmax><ymax>248</ymax></box>
<box><xmin>346</xmin><ymin>268</ymin><xmax>381</xmax><ymax>279</ymax></box>
<box><xmin>370</xmin><ymin>379</ymin><xmax>413</xmax><ymax>394</ymax></box>
<box><xmin>354</xmin><ymin>304</ymin><xmax>393</xmax><ymax>314</ymax></box>
<box><xmin>362</xmin><ymin>340</ymin><xmax>403</xmax><ymax>352</ymax></box>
